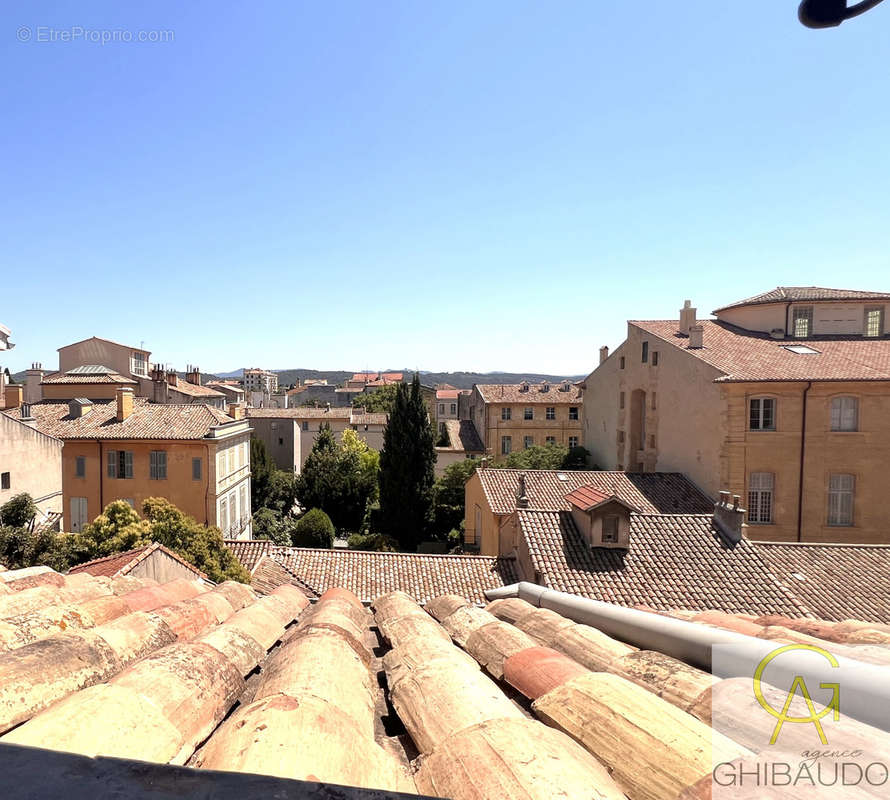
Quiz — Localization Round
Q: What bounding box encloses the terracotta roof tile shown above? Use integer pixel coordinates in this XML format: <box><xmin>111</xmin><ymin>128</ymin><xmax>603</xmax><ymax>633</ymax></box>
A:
<box><xmin>2</xmin><ymin>399</ymin><xmax>234</xmax><ymax>439</ymax></box>
<box><xmin>437</xmin><ymin>419</ymin><xmax>484</xmax><ymax>453</ymax></box>
<box><xmin>631</xmin><ymin>319</ymin><xmax>890</xmax><ymax>382</ymax></box>
<box><xmin>68</xmin><ymin>542</ymin><xmax>207</xmax><ymax>580</ymax></box>
<box><xmin>475</xmin><ymin>382</ymin><xmax>581</xmax><ymax>404</ymax></box>
<box><xmin>41</xmin><ymin>368</ymin><xmax>137</xmax><ymax>385</ymax></box>
<box><xmin>246</xmin><ymin>407</ymin><xmax>353</xmax><ymax>419</ymax></box>
<box><xmin>478</xmin><ymin>469</ymin><xmax>714</xmax><ymax>515</ymax></box>
<box><xmin>223</xmin><ymin>539</ymin><xmax>273</xmax><ymax>572</ymax></box>
<box><xmin>713</xmin><ymin>286</ymin><xmax>890</xmax><ymax>312</ymax></box>
<box><xmin>168</xmin><ymin>381</ymin><xmax>225</xmax><ymax>398</ymax></box>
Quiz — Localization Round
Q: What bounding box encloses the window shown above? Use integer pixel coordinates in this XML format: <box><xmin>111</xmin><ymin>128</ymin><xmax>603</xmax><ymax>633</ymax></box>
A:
<box><xmin>240</xmin><ymin>485</ymin><xmax>248</xmax><ymax>522</ymax></box>
<box><xmin>218</xmin><ymin>452</ymin><xmax>225</xmax><ymax>476</ymax></box>
<box><xmin>219</xmin><ymin>497</ymin><xmax>228</xmax><ymax>532</ymax></box>
<box><xmin>749</xmin><ymin>397</ymin><xmax>776</xmax><ymax>431</ymax></box>
<box><xmin>568</xmin><ymin>436</ymin><xmax>579</xmax><ymax>449</ymax></box>
<box><xmin>792</xmin><ymin>306</ymin><xmax>813</xmax><ymax>337</ymax></box>
<box><xmin>830</xmin><ymin>397</ymin><xmax>859</xmax><ymax>432</ymax></box>
<box><xmin>602</xmin><ymin>515</ymin><xmax>619</xmax><ymax>543</ymax></box>
<box><xmin>501</xmin><ymin>407</ymin><xmax>512</xmax><ymax>421</ymax></box>
<box><xmin>618</xmin><ymin>430</ymin><xmax>625</xmax><ymax>443</ymax></box>
<box><xmin>192</xmin><ymin>458</ymin><xmax>202</xmax><ymax>480</ymax></box>
<box><xmin>122</xmin><ymin>498</ymin><xmax>135</xmax><ymax>508</ymax></box>
<box><xmin>523</xmin><ymin>436</ymin><xmax>534</xmax><ymax>449</ymax></box>
<box><xmin>107</xmin><ymin>450</ymin><xmax>133</xmax><ymax>479</ymax></box>
<box><xmin>438</xmin><ymin>404</ymin><xmax>445</xmax><ymax>415</ymax></box>
<box><xmin>1</xmin><ymin>472</ymin><xmax>9</xmax><ymax>490</ymax></box>
<box><xmin>864</xmin><ymin>306</ymin><xmax>884</xmax><ymax>337</ymax></box>
<box><xmin>450</xmin><ymin>403</ymin><xmax>457</xmax><ymax>414</ymax></box>
<box><xmin>75</xmin><ymin>456</ymin><xmax>86</xmax><ymax>478</ymax></box>
<box><xmin>227</xmin><ymin>449</ymin><xmax>234</xmax><ymax>473</ymax></box>
<box><xmin>546</xmin><ymin>407</ymin><xmax>555</xmax><ymax>420</ymax></box>
<box><xmin>641</xmin><ymin>341</ymin><xmax>649</xmax><ymax>363</ymax></box>
<box><xmin>70</xmin><ymin>497</ymin><xmax>87</xmax><ymax>532</ymax></box>
<box><xmin>652</xmin><ymin>351</ymin><xmax>659</xmax><ymax>367</ymax></box>
<box><xmin>149</xmin><ymin>450</ymin><xmax>167</xmax><ymax>480</ymax></box>
<box><xmin>619</xmin><ymin>356</ymin><xmax>625</xmax><ymax>370</ymax></box>
<box><xmin>278</xmin><ymin>437</ymin><xmax>284</xmax><ymax>445</ymax></box>
<box><xmin>748</xmin><ymin>472</ymin><xmax>774</xmax><ymax>524</ymax></box>
<box><xmin>302</xmin><ymin>421</ymin><xmax>309</xmax><ymax>431</ymax></box>
<box><xmin>651</xmin><ymin>392</ymin><xmax>657</xmax><ymax>410</ymax></box>
<box><xmin>524</xmin><ymin>407</ymin><xmax>534</xmax><ymax>420</ymax></box>
<box><xmin>545</xmin><ymin>436</ymin><xmax>556</xmax><ymax>445</ymax></box>
<box><xmin>619</xmin><ymin>392</ymin><xmax>625</xmax><ymax>410</ymax></box>
<box><xmin>828</xmin><ymin>474</ymin><xmax>855</xmax><ymax>526</ymax></box>
<box><xmin>783</xmin><ymin>344</ymin><xmax>820</xmax><ymax>355</ymax></box>
<box><xmin>569</xmin><ymin>407</ymin><xmax>579</xmax><ymax>420</ymax></box>
<box><xmin>501</xmin><ymin>436</ymin><xmax>512</xmax><ymax>455</ymax></box>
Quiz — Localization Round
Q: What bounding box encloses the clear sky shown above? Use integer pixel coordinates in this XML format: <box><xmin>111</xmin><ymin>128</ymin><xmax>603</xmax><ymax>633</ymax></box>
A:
<box><xmin>2</xmin><ymin>2</ymin><xmax>888</xmax><ymax>376</ymax></box>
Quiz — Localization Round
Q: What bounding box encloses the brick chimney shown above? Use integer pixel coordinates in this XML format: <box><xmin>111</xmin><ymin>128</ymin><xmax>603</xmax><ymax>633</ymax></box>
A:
<box><xmin>4</xmin><ymin>384</ymin><xmax>23</xmax><ymax>410</ymax></box>
<box><xmin>165</xmin><ymin>368</ymin><xmax>178</xmax><ymax>387</ymax></box>
<box><xmin>25</xmin><ymin>363</ymin><xmax>44</xmax><ymax>405</ymax></box>
<box><xmin>599</xmin><ymin>346</ymin><xmax>609</xmax><ymax>365</ymax></box>
<box><xmin>713</xmin><ymin>491</ymin><xmax>745</xmax><ymax>544</ymax></box>
<box><xmin>150</xmin><ymin>363</ymin><xmax>165</xmax><ymax>382</ymax></box>
<box><xmin>688</xmin><ymin>324</ymin><xmax>704</xmax><ymax>349</ymax></box>
<box><xmin>116</xmin><ymin>387</ymin><xmax>134</xmax><ymax>421</ymax></box>
<box><xmin>186</xmin><ymin>364</ymin><xmax>201</xmax><ymax>386</ymax></box>
<box><xmin>679</xmin><ymin>300</ymin><xmax>697</xmax><ymax>335</ymax></box>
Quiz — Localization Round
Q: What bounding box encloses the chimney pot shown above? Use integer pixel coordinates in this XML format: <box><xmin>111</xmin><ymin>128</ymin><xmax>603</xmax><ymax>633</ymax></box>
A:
<box><xmin>116</xmin><ymin>387</ymin><xmax>134</xmax><ymax>422</ymax></box>
<box><xmin>599</xmin><ymin>346</ymin><xmax>609</xmax><ymax>365</ymax></box>
<box><xmin>679</xmin><ymin>301</ymin><xmax>698</xmax><ymax>335</ymax></box>
<box><xmin>688</xmin><ymin>324</ymin><xmax>704</xmax><ymax>349</ymax></box>
<box><xmin>713</xmin><ymin>489</ymin><xmax>745</xmax><ymax>544</ymax></box>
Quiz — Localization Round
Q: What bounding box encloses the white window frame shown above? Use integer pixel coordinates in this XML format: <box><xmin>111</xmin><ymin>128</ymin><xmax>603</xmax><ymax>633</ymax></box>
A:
<box><xmin>749</xmin><ymin>397</ymin><xmax>776</xmax><ymax>431</ymax></box>
<box><xmin>501</xmin><ymin>407</ymin><xmax>512</xmax><ymax>421</ymax></box>
<box><xmin>830</xmin><ymin>396</ymin><xmax>859</xmax><ymax>432</ymax></box>
<box><xmin>568</xmin><ymin>436</ymin><xmax>579</xmax><ymax>449</ymax></box>
<box><xmin>545</xmin><ymin>407</ymin><xmax>555</xmax><ymax>420</ymax></box>
<box><xmin>864</xmin><ymin>306</ymin><xmax>884</xmax><ymax>338</ymax></box>
<box><xmin>748</xmin><ymin>472</ymin><xmax>774</xmax><ymax>524</ymax></box>
<box><xmin>828</xmin><ymin>473</ymin><xmax>855</xmax><ymax>526</ymax></box>
<box><xmin>523</xmin><ymin>407</ymin><xmax>534</xmax><ymax>420</ymax></box>
<box><xmin>792</xmin><ymin>306</ymin><xmax>813</xmax><ymax>337</ymax></box>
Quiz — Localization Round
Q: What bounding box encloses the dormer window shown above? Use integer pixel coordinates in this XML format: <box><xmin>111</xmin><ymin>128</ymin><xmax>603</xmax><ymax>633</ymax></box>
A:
<box><xmin>792</xmin><ymin>306</ymin><xmax>813</xmax><ymax>337</ymax></box>
<box><xmin>540</xmin><ymin>383</ymin><xmax>550</xmax><ymax>392</ymax></box>
<box><xmin>559</xmin><ymin>382</ymin><xmax>571</xmax><ymax>392</ymax></box>
<box><xmin>519</xmin><ymin>381</ymin><xmax>529</xmax><ymax>393</ymax></box>
<box><xmin>865</xmin><ymin>306</ymin><xmax>884</xmax><ymax>337</ymax></box>
<box><xmin>602</xmin><ymin>515</ymin><xmax>619</xmax><ymax>543</ymax></box>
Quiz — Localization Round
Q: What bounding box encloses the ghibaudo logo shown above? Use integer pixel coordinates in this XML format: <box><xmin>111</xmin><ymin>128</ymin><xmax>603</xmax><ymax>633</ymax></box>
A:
<box><xmin>712</xmin><ymin>644</ymin><xmax>889</xmax><ymax>793</ymax></box>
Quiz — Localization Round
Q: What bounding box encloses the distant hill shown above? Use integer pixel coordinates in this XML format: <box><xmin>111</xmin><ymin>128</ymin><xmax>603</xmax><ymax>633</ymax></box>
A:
<box><xmin>214</xmin><ymin>368</ymin><xmax>585</xmax><ymax>390</ymax></box>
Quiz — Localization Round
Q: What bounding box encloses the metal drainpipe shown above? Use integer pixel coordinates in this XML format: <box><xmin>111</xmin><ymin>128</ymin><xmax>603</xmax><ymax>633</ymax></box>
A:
<box><xmin>797</xmin><ymin>381</ymin><xmax>812</xmax><ymax>542</ymax></box>
<box><xmin>485</xmin><ymin>582</ymin><xmax>890</xmax><ymax>732</ymax></box>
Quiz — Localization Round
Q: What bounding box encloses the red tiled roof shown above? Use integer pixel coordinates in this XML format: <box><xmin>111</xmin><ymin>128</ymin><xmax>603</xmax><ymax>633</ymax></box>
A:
<box><xmin>436</xmin><ymin>419</ymin><xmax>484</xmax><ymax>453</ymax></box>
<box><xmin>475</xmin><ymin>383</ymin><xmax>581</xmax><ymax>404</ymax></box>
<box><xmin>246</xmin><ymin>407</ymin><xmax>352</xmax><ymax>419</ymax></box>
<box><xmin>349</xmin><ymin>412</ymin><xmax>388</xmax><ymax>426</ymax></box>
<box><xmin>713</xmin><ymin>286</ymin><xmax>890</xmax><ymax>312</ymax></box>
<box><xmin>1</xmin><ymin>398</ymin><xmax>234</xmax><ymax>439</ymax></box>
<box><xmin>223</xmin><ymin>539</ymin><xmax>273</xmax><ymax>572</ymax></box>
<box><xmin>517</xmin><ymin>510</ymin><xmax>802</xmax><ymax>616</ymax></box>
<box><xmin>436</xmin><ymin>389</ymin><xmax>461</xmax><ymax>400</ymax></box>
<box><xmin>270</xmin><ymin>547</ymin><xmax>519</xmax><ymax>605</ymax></box>
<box><xmin>478</xmin><ymin>469</ymin><xmax>714</xmax><ymax>516</ymax></box>
<box><xmin>632</xmin><ymin>319</ymin><xmax>890</xmax><ymax>382</ymax></box>
<box><xmin>168</xmin><ymin>381</ymin><xmax>225</xmax><ymax>398</ymax></box>
<box><xmin>67</xmin><ymin>542</ymin><xmax>207</xmax><ymax>580</ymax></box>
<box><xmin>563</xmin><ymin>485</ymin><xmax>639</xmax><ymax>513</ymax></box>
<box><xmin>351</xmin><ymin>372</ymin><xmax>403</xmax><ymax>383</ymax></box>
<box><xmin>41</xmin><ymin>370</ymin><xmax>136</xmax><ymax>385</ymax></box>
<box><xmin>57</xmin><ymin>335</ymin><xmax>149</xmax><ymax>354</ymax></box>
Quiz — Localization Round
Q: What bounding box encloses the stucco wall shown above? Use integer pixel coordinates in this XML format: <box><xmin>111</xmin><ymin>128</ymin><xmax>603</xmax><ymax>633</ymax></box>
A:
<box><xmin>131</xmin><ymin>550</ymin><xmax>204</xmax><ymax>583</ymax></box>
<box><xmin>0</xmin><ymin>415</ymin><xmax>63</xmax><ymax>514</ymax></box>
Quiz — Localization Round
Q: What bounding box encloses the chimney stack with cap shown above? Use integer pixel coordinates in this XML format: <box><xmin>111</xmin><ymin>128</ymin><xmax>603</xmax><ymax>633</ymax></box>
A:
<box><xmin>713</xmin><ymin>491</ymin><xmax>745</xmax><ymax>544</ymax></box>
<box><xmin>165</xmin><ymin>368</ymin><xmax>178</xmax><ymax>387</ymax></box>
<box><xmin>688</xmin><ymin>325</ymin><xmax>704</xmax><ymax>349</ymax></box>
<box><xmin>25</xmin><ymin>363</ymin><xmax>44</xmax><ymax>405</ymax></box>
<box><xmin>599</xmin><ymin>346</ymin><xmax>609</xmax><ymax>365</ymax></box>
<box><xmin>516</xmin><ymin>473</ymin><xmax>529</xmax><ymax>509</ymax></box>
<box><xmin>116</xmin><ymin>387</ymin><xmax>134</xmax><ymax>422</ymax></box>
<box><xmin>679</xmin><ymin>300</ymin><xmax>697</xmax><ymax>335</ymax></box>
<box><xmin>186</xmin><ymin>365</ymin><xmax>201</xmax><ymax>386</ymax></box>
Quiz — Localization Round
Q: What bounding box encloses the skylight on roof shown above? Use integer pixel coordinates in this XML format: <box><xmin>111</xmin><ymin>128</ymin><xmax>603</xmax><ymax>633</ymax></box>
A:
<box><xmin>557</xmin><ymin>473</ymin><xmax>568</xmax><ymax>481</ymax></box>
<box><xmin>782</xmin><ymin>345</ymin><xmax>821</xmax><ymax>355</ymax></box>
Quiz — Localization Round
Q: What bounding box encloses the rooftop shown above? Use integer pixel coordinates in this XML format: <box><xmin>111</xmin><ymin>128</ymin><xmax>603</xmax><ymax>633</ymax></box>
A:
<box><xmin>68</xmin><ymin>543</ymin><xmax>207</xmax><ymax>580</ymax></box>
<box><xmin>41</xmin><ymin>365</ymin><xmax>137</xmax><ymax>385</ymax></box>
<box><xmin>167</xmin><ymin>380</ymin><xmax>226</xmax><ymax>398</ymax></box>
<box><xmin>477</xmin><ymin>469</ymin><xmax>715</xmax><ymax>515</ymax></box>
<box><xmin>58</xmin><ymin>336</ymin><xmax>149</xmax><ymax>354</ymax></box>
<box><xmin>1</xmin><ymin>565</ymin><xmax>887</xmax><ymax>798</ymax></box>
<box><xmin>713</xmin><ymin>286</ymin><xmax>890</xmax><ymax>312</ymax></box>
<box><xmin>436</xmin><ymin>419</ymin><xmax>484</xmax><ymax>453</ymax></box>
<box><xmin>631</xmin><ymin>319</ymin><xmax>890</xmax><ymax>382</ymax></box>
<box><xmin>1</xmin><ymin>398</ymin><xmax>235</xmax><ymax>440</ymax></box>
<box><xmin>475</xmin><ymin>382</ymin><xmax>582</xmax><ymax>404</ymax></box>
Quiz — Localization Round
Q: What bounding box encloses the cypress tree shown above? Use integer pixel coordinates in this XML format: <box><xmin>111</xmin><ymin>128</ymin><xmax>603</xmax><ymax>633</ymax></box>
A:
<box><xmin>378</xmin><ymin>374</ymin><xmax>435</xmax><ymax>550</ymax></box>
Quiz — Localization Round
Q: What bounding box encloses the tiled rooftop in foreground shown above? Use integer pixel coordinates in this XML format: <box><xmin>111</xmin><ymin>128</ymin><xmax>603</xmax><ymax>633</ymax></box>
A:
<box><xmin>0</xmin><ymin>565</ymin><xmax>888</xmax><ymax>798</ymax></box>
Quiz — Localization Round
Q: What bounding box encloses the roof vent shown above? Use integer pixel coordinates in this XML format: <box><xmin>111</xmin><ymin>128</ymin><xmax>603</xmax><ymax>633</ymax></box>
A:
<box><xmin>688</xmin><ymin>325</ymin><xmax>704</xmax><ymax>349</ymax></box>
<box><xmin>770</xmin><ymin>328</ymin><xmax>785</xmax><ymax>340</ymax></box>
<box><xmin>68</xmin><ymin>398</ymin><xmax>93</xmax><ymax>419</ymax></box>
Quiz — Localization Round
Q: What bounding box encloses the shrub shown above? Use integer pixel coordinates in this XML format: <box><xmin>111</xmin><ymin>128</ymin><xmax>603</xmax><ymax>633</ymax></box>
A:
<box><xmin>0</xmin><ymin>493</ymin><xmax>38</xmax><ymax>529</ymax></box>
<box><xmin>291</xmin><ymin>508</ymin><xmax>335</xmax><ymax>549</ymax></box>
<box><xmin>346</xmin><ymin>532</ymin><xmax>399</xmax><ymax>552</ymax></box>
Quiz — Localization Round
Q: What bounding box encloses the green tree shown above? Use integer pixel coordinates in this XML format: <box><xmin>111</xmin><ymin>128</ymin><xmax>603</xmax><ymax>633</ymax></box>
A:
<box><xmin>0</xmin><ymin>523</ymin><xmax>74</xmax><ymax>573</ymax></box>
<box><xmin>293</xmin><ymin>424</ymin><xmax>377</xmax><ymax>533</ymax></box>
<box><xmin>291</xmin><ymin>508</ymin><xmax>335</xmax><ymax>548</ymax></box>
<box><xmin>562</xmin><ymin>445</ymin><xmax>590</xmax><ymax>470</ymax></box>
<box><xmin>0</xmin><ymin>493</ymin><xmax>38</xmax><ymax>529</ymax></box>
<box><xmin>432</xmin><ymin>458</ymin><xmax>480</xmax><ymax>536</ymax></box>
<box><xmin>346</xmin><ymin>532</ymin><xmax>398</xmax><ymax>551</ymax></box>
<box><xmin>378</xmin><ymin>374</ymin><xmax>436</xmax><ymax>550</ymax></box>
<box><xmin>493</xmin><ymin>443</ymin><xmax>569</xmax><ymax>471</ymax></box>
<box><xmin>353</xmin><ymin>383</ymin><xmax>399</xmax><ymax>413</ymax></box>
<box><xmin>250</xmin><ymin>436</ymin><xmax>276</xmax><ymax>514</ymax></box>
<box><xmin>251</xmin><ymin>507</ymin><xmax>292</xmax><ymax>546</ymax></box>
<box><xmin>340</xmin><ymin>428</ymin><xmax>380</xmax><ymax>505</ymax></box>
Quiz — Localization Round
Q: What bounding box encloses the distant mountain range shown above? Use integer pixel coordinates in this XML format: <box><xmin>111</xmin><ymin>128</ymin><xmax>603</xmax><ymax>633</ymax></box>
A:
<box><xmin>213</xmin><ymin>368</ymin><xmax>586</xmax><ymax>390</ymax></box>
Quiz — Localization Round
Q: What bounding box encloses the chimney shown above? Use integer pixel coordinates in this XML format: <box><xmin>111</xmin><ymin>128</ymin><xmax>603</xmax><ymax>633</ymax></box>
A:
<box><xmin>516</xmin><ymin>473</ymin><xmax>529</xmax><ymax>509</ymax></box>
<box><xmin>165</xmin><ymin>368</ymin><xmax>178</xmax><ymax>387</ymax></box>
<box><xmin>688</xmin><ymin>324</ymin><xmax>704</xmax><ymax>349</ymax></box>
<box><xmin>4</xmin><ymin>384</ymin><xmax>23</xmax><ymax>409</ymax></box>
<box><xmin>186</xmin><ymin>364</ymin><xmax>201</xmax><ymax>386</ymax></box>
<box><xmin>116</xmin><ymin>387</ymin><xmax>134</xmax><ymax>422</ymax></box>
<box><xmin>599</xmin><ymin>346</ymin><xmax>609</xmax><ymax>365</ymax></box>
<box><xmin>227</xmin><ymin>403</ymin><xmax>242</xmax><ymax>420</ymax></box>
<box><xmin>68</xmin><ymin>398</ymin><xmax>92</xmax><ymax>419</ymax></box>
<box><xmin>25</xmin><ymin>363</ymin><xmax>44</xmax><ymax>405</ymax></box>
<box><xmin>679</xmin><ymin>300</ymin><xmax>697</xmax><ymax>335</ymax></box>
<box><xmin>150</xmin><ymin>363</ymin><xmax>165</xmax><ymax>382</ymax></box>
<box><xmin>19</xmin><ymin>402</ymin><xmax>37</xmax><ymax>428</ymax></box>
<box><xmin>713</xmin><ymin>491</ymin><xmax>745</xmax><ymax>544</ymax></box>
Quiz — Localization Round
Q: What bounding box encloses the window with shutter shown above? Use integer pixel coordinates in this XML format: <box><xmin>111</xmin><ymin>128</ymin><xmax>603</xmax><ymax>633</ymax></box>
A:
<box><xmin>828</xmin><ymin>474</ymin><xmax>854</xmax><ymax>526</ymax></box>
<box><xmin>748</xmin><ymin>472</ymin><xmax>774</xmax><ymax>524</ymax></box>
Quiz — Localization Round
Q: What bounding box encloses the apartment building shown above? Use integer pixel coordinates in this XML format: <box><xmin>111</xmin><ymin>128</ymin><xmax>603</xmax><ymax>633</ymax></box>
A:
<box><xmin>247</xmin><ymin>406</ymin><xmax>388</xmax><ymax>472</ymax></box>
<box><xmin>582</xmin><ymin>287</ymin><xmax>890</xmax><ymax>543</ymax></box>
<box><xmin>464</xmin><ymin>382</ymin><xmax>583</xmax><ymax>457</ymax></box>
<box><xmin>2</xmin><ymin>388</ymin><xmax>252</xmax><ymax>539</ymax></box>
<box><xmin>436</xmin><ymin>386</ymin><xmax>463</xmax><ymax>421</ymax></box>
<box><xmin>0</xmin><ymin>405</ymin><xmax>63</xmax><ymax>520</ymax></box>
<box><xmin>243</xmin><ymin>368</ymin><xmax>279</xmax><ymax>394</ymax></box>
<box><xmin>58</xmin><ymin>336</ymin><xmax>150</xmax><ymax>381</ymax></box>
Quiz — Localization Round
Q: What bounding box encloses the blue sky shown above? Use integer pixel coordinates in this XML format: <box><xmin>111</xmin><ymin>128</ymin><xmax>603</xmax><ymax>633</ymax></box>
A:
<box><xmin>2</xmin><ymin>2</ymin><xmax>888</xmax><ymax>376</ymax></box>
